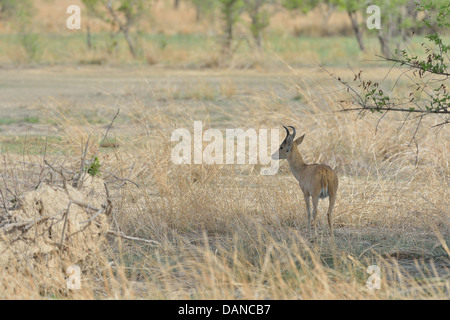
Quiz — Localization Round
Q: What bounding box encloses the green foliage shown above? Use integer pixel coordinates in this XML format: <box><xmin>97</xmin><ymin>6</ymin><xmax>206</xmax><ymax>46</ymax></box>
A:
<box><xmin>86</xmin><ymin>156</ymin><xmax>101</xmax><ymax>177</ymax></box>
<box><xmin>419</xmin><ymin>0</ymin><xmax>450</xmax><ymax>28</ymax></box>
<box><xmin>218</xmin><ymin>0</ymin><xmax>244</xmax><ymax>50</ymax></box>
<box><xmin>219</xmin><ymin>0</ymin><xmax>244</xmax><ymax>25</ymax></box>
<box><xmin>0</xmin><ymin>116</ymin><xmax>39</xmax><ymax>125</ymax></box>
<box><xmin>366</xmin><ymin>1</ymin><xmax>421</xmax><ymax>57</ymax></box>
<box><xmin>20</xmin><ymin>33</ymin><xmax>41</xmax><ymax>62</ymax></box>
<box><xmin>82</xmin><ymin>0</ymin><xmax>99</xmax><ymax>11</ymax></box>
<box><xmin>282</xmin><ymin>0</ymin><xmax>320</xmax><ymax>13</ymax></box>
<box><xmin>81</xmin><ymin>0</ymin><xmax>152</xmax><ymax>57</ymax></box>
<box><xmin>0</xmin><ymin>0</ymin><xmax>41</xmax><ymax>61</ymax></box>
<box><xmin>189</xmin><ymin>0</ymin><xmax>217</xmax><ymax>18</ymax></box>
<box><xmin>82</xmin><ymin>0</ymin><xmax>151</xmax><ymax>24</ymax></box>
<box><xmin>244</xmin><ymin>0</ymin><xmax>272</xmax><ymax>47</ymax></box>
<box><xmin>0</xmin><ymin>0</ymin><xmax>16</xmax><ymax>19</ymax></box>
<box><xmin>394</xmin><ymin>2</ymin><xmax>449</xmax><ymax>76</ymax></box>
<box><xmin>0</xmin><ymin>0</ymin><xmax>32</xmax><ymax>22</ymax></box>
<box><xmin>353</xmin><ymin>73</ymin><xmax>392</xmax><ymax>114</ymax></box>
<box><xmin>332</xmin><ymin>0</ymin><xmax>364</xmax><ymax>13</ymax></box>
<box><xmin>333</xmin><ymin>1</ymin><xmax>450</xmax><ymax>128</ymax></box>
<box><xmin>117</xmin><ymin>0</ymin><xmax>149</xmax><ymax>24</ymax></box>
<box><xmin>367</xmin><ymin>0</ymin><xmax>417</xmax><ymax>29</ymax></box>
<box><xmin>249</xmin><ymin>10</ymin><xmax>269</xmax><ymax>37</ymax></box>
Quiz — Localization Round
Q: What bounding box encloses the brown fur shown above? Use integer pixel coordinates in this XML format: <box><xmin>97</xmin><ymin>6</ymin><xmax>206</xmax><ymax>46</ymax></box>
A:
<box><xmin>272</xmin><ymin>127</ymin><xmax>338</xmax><ymax>236</ymax></box>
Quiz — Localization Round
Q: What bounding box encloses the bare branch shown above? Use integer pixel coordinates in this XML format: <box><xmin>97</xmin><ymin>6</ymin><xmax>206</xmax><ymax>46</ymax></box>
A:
<box><xmin>105</xmin><ymin>230</ymin><xmax>160</xmax><ymax>246</ymax></box>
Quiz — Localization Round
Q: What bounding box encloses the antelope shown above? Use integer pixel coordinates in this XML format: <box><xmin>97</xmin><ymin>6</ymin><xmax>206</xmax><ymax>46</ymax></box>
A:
<box><xmin>272</xmin><ymin>126</ymin><xmax>338</xmax><ymax>236</ymax></box>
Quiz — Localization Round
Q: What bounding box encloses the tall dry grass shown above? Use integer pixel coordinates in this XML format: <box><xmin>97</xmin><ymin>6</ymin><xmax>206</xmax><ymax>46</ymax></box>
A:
<box><xmin>0</xmin><ymin>69</ymin><xmax>448</xmax><ymax>299</ymax></box>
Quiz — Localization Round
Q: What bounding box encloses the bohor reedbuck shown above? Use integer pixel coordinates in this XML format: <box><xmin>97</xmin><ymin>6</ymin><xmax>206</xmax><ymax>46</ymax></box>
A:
<box><xmin>272</xmin><ymin>126</ymin><xmax>338</xmax><ymax>236</ymax></box>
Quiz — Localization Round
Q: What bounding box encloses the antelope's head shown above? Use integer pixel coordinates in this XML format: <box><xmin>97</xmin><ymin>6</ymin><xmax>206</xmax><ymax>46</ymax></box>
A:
<box><xmin>271</xmin><ymin>126</ymin><xmax>305</xmax><ymax>160</ymax></box>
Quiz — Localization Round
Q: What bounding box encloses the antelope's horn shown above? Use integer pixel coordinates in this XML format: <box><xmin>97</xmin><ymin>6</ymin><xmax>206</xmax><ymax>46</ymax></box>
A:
<box><xmin>288</xmin><ymin>126</ymin><xmax>296</xmax><ymax>139</ymax></box>
<box><xmin>283</xmin><ymin>126</ymin><xmax>290</xmax><ymax>138</ymax></box>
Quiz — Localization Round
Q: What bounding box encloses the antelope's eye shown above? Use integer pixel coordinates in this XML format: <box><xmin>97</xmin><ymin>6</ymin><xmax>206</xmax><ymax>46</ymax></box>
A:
<box><xmin>280</xmin><ymin>147</ymin><xmax>283</xmax><ymax>150</ymax></box>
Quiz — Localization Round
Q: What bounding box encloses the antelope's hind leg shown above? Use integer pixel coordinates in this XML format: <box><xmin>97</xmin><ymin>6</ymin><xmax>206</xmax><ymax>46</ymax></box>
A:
<box><xmin>311</xmin><ymin>195</ymin><xmax>320</xmax><ymax>236</ymax></box>
<box><xmin>327</xmin><ymin>193</ymin><xmax>336</xmax><ymax>237</ymax></box>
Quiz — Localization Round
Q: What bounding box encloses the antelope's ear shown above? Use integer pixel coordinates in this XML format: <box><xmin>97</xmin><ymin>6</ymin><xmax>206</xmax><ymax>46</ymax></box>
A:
<box><xmin>294</xmin><ymin>134</ymin><xmax>305</xmax><ymax>146</ymax></box>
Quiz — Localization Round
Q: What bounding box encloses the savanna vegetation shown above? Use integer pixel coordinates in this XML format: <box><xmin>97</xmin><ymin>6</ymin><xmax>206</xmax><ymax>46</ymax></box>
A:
<box><xmin>0</xmin><ymin>0</ymin><xmax>448</xmax><ymax>300</ymax></box>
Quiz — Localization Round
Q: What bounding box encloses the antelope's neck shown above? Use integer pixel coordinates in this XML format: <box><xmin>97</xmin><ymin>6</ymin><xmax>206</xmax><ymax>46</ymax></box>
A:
<box><xmin>288</xmin><ymin>145</ymin><xmax>307</xmax><ymax>172</ymax></box>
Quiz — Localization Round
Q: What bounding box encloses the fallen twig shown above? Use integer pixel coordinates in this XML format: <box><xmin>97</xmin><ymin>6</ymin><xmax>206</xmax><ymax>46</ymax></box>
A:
<box><xmin>60</xmin><ymin>201</ymin><xmax>72</xmax><ymax>244</ymax></box>
<box><xmin>80</xmin><ymin>207</ymin><xmax>105</xmax><ymax>224</ymax></box>
<box><xmin>105</xmin><ymin>230</ymin><xmax>160</xmax><ymax>246</ymax></box>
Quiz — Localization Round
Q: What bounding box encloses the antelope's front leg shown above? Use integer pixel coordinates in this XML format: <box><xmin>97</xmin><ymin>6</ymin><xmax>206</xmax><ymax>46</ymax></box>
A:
<box><xmin>303</xmin><ymin>193</ymin><xmax>311</xmax><ymax>234</ymax></box>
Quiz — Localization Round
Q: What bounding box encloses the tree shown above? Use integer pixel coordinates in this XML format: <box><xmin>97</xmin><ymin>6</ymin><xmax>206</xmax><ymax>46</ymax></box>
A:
<box><xmin>326</xmin><ymin>1</ymin><xmax>450</xmax><ymax>132</ymax></box>
<box><xmin>332</xmin><ymin>1</ymin><xmax>423</xmax><ymax>56</ymax></box>
<box><xmin>332</xmin><ymin>0</ymin><xmax>366</xmax><ymax>51</ymax></box>
<box><xmin>219</xmin><ymin>0</ymin><xmax>244</xmax><ymax>53</ymax></box>
<box><xmin>189</xmin><ymin>0</ymin><xmax>217</xmax><ymax>22</ymax></box>
<box><xmin>281</xmin><ymin>0</ymin><xmax>319</xmax><ymax>13</ymax></box>
<box><xmin>244</xmin><ymin>0</ymin><xmax>271</xmax><ymax>49</ymax></box>
<box><xmin>0</xmin><ymin>0</ymin><xmax>30</xmax><ymax>21</ymax></box>
<box><xmin>0</xmin><ymin>0</ymin><xmax>40</xmax><ymax>62</ymax></box>
<box><xmin>369</xmin><ymin>0</ymin><xmax>419</xmax><ymax>58</ymax></box>
<box><xmin>282</xmin><ymin>0</ymin><xmax>339</xmax><ymax>40</ymax></box>
<box><xmin>82</xmin><ymin>0</ymin><xmax>151</xmax><ymax>57</ymax></box>
<box><xmin>0</xmin><ymin>0</ymin><xmax>15</xmax><ymax>19</ymax></box>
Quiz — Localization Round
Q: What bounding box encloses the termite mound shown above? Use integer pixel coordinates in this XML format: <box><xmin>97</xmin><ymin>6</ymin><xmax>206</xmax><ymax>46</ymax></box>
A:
<box><xmin>0</xmin><ymin>175</ymin><xmax>112</xmax><ymax>296</ymax></box>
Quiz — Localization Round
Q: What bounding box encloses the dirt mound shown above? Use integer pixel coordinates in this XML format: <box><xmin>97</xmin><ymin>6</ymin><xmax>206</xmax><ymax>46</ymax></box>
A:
<box><xmin>0</xmin><ymin>176</ymin><xmax>112</xmax><ymax>295</ymax></box>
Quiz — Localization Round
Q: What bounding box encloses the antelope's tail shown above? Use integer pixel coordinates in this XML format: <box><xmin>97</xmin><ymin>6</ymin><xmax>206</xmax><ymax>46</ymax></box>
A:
<box><xmin>320</xmin><ymin>173</ymin><xmax>329</xmax><ymax>199</ymax></box>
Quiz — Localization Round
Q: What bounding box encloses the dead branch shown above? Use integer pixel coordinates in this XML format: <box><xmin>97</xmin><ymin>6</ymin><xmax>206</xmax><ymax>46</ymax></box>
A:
<box><xmin>105</xmin><ymin>230</ymin><xmax>160</xmax><ymax>246</ymax></box>
<box><xmin>44</xmin><ymin>160</ymin><xmax>69</xmax><ymax>195</ymax></box>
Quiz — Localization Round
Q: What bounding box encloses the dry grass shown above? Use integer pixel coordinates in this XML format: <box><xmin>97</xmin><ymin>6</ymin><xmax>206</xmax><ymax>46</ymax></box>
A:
<box><xmin>0</xmin><ymin>67</ymin><xmax>448</xmax><ymax>299</ymax></box>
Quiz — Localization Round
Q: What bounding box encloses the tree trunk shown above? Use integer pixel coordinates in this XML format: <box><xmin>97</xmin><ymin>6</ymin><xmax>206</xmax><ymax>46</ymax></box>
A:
<box><xmin>224</xmin><ymin>19</ymin><xmax>233</xmax><ymax>52</ymax></box>
<box><xmin>377</xmin><ymin>11</ymin><xmax>394</xmax><ymax>58</ymax></box>
<box><xmin>123</xmin><ymin>28</ymin><xmax>136</xmax><ymax>58</ymax></box>
<box><xmin>348</xmin><ymin>11</ymin><xmax>365</xmax><ymax>52</ymax></box>
<box><xmin>255</xmin><ymin>31</ymin><xmax>263</xmax><ymax>49</ymax></box>
<box><xmin>106</xmin><ymin>0</ymin><xmax>137</xmax><ymax>58</ymax></box>
<box><xmin>195</xmin><ymin>3</ymin><xmax>201</xmax><ymax>21</ymax></box>
<box><xmin>223</xmin><ymin>6</ymin><xmax>234</xmax><ymax>53</ymax></box>
<box><xmin>377</xmin><ymin>31</ymin><xmax>391</xmax><ymax>58</ymax></box>
<box><xmin>86</xmin><ymin>24</ymin><xmax>92</xmax><ymax>50</ymax></box>
<box><xmin>322</xmin><ymin>4</ymin><xmax>336</xmax><ymax>25</ymax></box>
<box><xmin>251</xmin><ymin>13</ymin><xmax>261</xmax><ymax>48</ymax></box>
